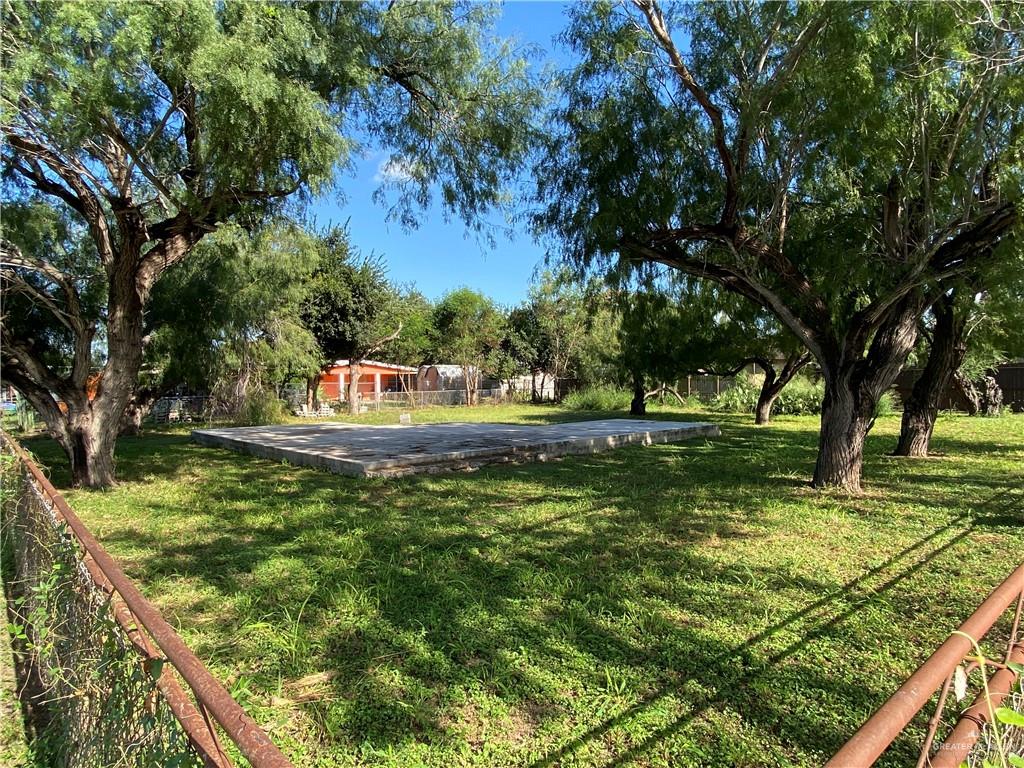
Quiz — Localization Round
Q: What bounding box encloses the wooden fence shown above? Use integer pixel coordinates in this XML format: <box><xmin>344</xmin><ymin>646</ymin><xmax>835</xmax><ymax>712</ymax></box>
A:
<box><xmin>894</xmin><ymin>362</ymin><xmax>1024</xmax><ymax>412</ymax></box>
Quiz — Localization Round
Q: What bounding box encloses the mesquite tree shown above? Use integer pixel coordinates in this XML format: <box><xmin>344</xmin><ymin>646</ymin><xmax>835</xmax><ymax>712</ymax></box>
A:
<box><xmin>537</xmin><ymin>1</ymin><xmax>1022</xmax><ymax>491</ymax></box>
<box><xmin>1</xmin><ymin>2</ymin><xmax>341</xmax><ymax>486</ymax></box>
<box><xmin>301</xmin><ymin>231</ymin><xmax>404</xmax><ymax>415</ymax></box>
<box><xmin>1</xmin><ymin>1</ymin><xmax>538</xmax><ymax>486</ymax></box>
<box><xmin>144</xmin><ymin>223</ymin><xmax>323</xmax><ymax>413</ymax></box>
<box><xmin>615</xmin><ymin>270</ymin><xmax>808</xmax><ymax>423</ymax></box>
<box><xmin>430</xmin><ymin>288</ymin><xmax>506</xmax><ymax>406</ymax></box>
<box><xmin>896</xmin><ymin>246</ymin><xmax>1024</xmax><ymax>455</ymax></box>
<box><xmin>685</xmin><ymin>298</ymin><xmax>811</xmax><ymax>427</ymax></box>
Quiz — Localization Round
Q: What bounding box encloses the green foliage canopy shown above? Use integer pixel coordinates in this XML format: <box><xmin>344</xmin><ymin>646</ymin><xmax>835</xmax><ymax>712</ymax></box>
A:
<box><xmin>146</xmin><ymin>222</ymin><xmax>321</xmax><ymax>397</ymax></box>
<box><xmin>431</xmin><ymin>287</ymin><xmax>505</xmax><ymax>381</ymax></box>
<box><xmin>538</xmin><ymin>2</ymin><xmax>1022</xmax><ymax>341</ymax></box>
<box><xmin>301</xmin><ymin>229</ymin><xmax>401</xmax><ymax>366</ymax></box>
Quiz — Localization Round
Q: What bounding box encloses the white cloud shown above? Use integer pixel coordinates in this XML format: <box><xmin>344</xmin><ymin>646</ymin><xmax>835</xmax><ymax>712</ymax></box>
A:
<box><xmin>373</xmin><ymin>156</ymin><xmax>419</xmax><ymax>184</ymax></box>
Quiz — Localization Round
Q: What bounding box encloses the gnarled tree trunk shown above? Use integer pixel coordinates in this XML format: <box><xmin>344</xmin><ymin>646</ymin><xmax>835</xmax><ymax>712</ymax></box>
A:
<box><xmin>980</xmin><ymin>374</ymin><xmax>1003</xmax><ymax>416</ymax></box>
<box><xmin>813</xmin><ymin>379</ymin><xmax>875</xmax><ymax>492</ymax></box>
<box><xmin>813</xmin><ymin>294</ymin><xmax>922</xmax><ymax>492</ymax></box>
<box><xmin>753</xmin><ymin>389</ymin><xmax>775</xmax><ymax>425</ymax></box>
<box><xmin>119</xmin><ymin>402</ymin><xmax>146</xmax><ymax>437</ymax></box>
<box><xmin>66</xmin><ymin>410</ymin><xmax>118</xmax><ymax>487</ymax></box>
<box><xmin>952</xmin><ymin>370</ymin><xmax>981</xmax><ymax>415</ymax></box>
<box><xmin>119</xmin><ymin>386</ymin><xmax>161</xmax><ymax>437</ymax></box>
<box><xmin>630</xmin><ymin>372</ymin><xmax>646</xmax><ymax>416</ymax></box>
<box><xmin>754</xmin><ymin>352</ymin><xmax>811</xmax><ymax>425</ymax></box>
<box><xmin>894</xmin><ymin>293</ymin><xmax>968</xmax><ymax>457</ymax></box>
<box><xmin>2</xmin><ymin>261</ymin><xmax>151</xmax><ymax>487</ymax></box>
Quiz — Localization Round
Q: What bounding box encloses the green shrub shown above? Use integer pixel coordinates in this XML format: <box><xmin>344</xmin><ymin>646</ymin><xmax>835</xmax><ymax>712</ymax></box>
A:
<box><xmin>680</xmin><ymin>393</ymin><xmax>705</xmax><ymax>410</ymax></box>
<box><xmin>239</xmin><ymin>390</ymin><xmax>289</xmax><ymax>425</ymax></box>
<box><xmin>774</xmin><ymin>376</ymin><xmax>825</xmax><ymax>416</ymax></box>
<box><xmin>563</xmin><ymin>385</ymin><xmax>632</xmax><ymax>411</ymax></box>
<box><xmin>709</xmin><ymin>373</ymin><xmax>827</xmax><ymax>417</ymax></box>
<box><xmin>875</xmin><ymin>391</ymin><xmax>896</xmax><ymax>418</ymax></box>
<box><xmin>708</xmin><ymin>375</ymin><xmax>761</xmax><ymax>414</ymax></box>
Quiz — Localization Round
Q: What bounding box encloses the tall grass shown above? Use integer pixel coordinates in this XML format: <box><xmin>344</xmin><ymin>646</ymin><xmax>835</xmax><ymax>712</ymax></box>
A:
<box><xmin>238</xmin><ymin>390</ymin><xmax>289</xmax><ymax>425</ymax></box>
<box><xmin>563</xmin><ymin>385</ymin><xmax>633</xmax><ymax>411</ymax></box>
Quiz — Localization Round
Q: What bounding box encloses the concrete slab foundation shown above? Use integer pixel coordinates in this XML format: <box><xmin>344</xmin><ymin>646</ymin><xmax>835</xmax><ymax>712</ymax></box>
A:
<box><xmin>191</xmin><ymin>419</ymin><xmax>720</xmax><ymax>478</ymax></box>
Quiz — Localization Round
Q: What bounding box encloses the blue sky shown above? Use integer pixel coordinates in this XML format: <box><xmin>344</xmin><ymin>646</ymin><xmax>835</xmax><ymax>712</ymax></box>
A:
<box><xmin>309</xmin><ymin>2</ymin><xmax>574</xmax><ymax>308</ymax></box>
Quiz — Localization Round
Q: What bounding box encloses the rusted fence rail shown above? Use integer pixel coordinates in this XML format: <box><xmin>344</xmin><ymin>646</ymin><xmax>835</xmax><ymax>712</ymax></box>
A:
<box><xmin>827</xmin><ymin>561</ymin><xmax>1024</xmax><ymax>767</ymax></box>
<box><xmin>0</xmin><ymin>431</ymin><xmax>293</xmax><ymax>767</ymax></box>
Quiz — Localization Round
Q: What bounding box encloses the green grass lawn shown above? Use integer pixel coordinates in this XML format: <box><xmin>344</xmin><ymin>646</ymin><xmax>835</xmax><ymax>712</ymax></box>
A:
<box><xmin>19</xmin><ymin>405</ymin><xmax>1024</xmax><ymax>768</ymax></box>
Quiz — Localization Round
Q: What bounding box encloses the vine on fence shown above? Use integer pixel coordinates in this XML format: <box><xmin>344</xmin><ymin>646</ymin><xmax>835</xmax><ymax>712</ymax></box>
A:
<box><xmin>0</xmin><ymin>447</ymin><xmax>203</xmax><ymax>767</ymax></box>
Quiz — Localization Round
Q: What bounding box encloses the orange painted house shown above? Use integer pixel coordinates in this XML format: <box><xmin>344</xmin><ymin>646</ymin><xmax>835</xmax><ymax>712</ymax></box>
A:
<box><xmin>319</xmin><ymin>360</ymin><xmax>418</xmax><ymax>401</ymax></box>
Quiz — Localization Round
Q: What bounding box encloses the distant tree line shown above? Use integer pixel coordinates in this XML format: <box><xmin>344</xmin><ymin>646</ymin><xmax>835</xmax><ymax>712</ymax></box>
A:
<box><xmin>140</xmin><ymin>229</ymin><xmax>625</xmax><ymax>416</ymax></box>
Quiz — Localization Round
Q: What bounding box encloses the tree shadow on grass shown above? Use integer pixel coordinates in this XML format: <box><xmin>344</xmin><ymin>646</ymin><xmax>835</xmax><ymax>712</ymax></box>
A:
<box><xmin>548</xmin><ymin>512</ymin><xmax>979</xmax><ymax>768</ymax></box>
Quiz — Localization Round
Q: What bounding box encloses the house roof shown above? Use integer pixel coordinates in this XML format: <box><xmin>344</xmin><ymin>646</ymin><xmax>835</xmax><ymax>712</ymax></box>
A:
<box><xmin>422</xmin><ymin>364</ymin><xmax>471</xmax><ymax>376</ymax></box>
<box><xmin>329</xmin><ymin>360</ymin><xmax>419</xmax><ymax>373</ymax></box>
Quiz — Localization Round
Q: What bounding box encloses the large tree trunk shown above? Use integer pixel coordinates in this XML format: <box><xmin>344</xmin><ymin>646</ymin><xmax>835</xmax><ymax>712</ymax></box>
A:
<box><xmin>65</xmin><ymin>408</ymin><xmax>118</xmax><ymax>487</ymax></box>
<box><xmin>74</xmin><ymin>269</ymin><xmax>148</xmax><ymax>486</ymax></box>
<box><xmin>813</xmin><ymin>380</ymin><xmax>875</xmax><ymax>492</ymax></box>
<box><xmin>754</xmin><ymin>387</ymin><xmax>776</xmax><ymax>426</ymax></box>
<box><xmin>5</xmin><ymin>267</ymin><xmax>149</xmax><ymax>488</ymax></box>
<box><xmin>119</xmin><ymin>402</ymin><xmax>146</xmax><ymax>437</ymax></box>
<box><xmin>894</xmin><ymin>294</ymin><xmax>967</xmax><ymax>457</ymax></box>
<box><xmin>952</xmin><ymin>370</ymin><xmax>981</xmax><ymax>415</ymax></box>
<box><xmin>980</xmin><ymin>374</ymin><xmax>1003</xmax><ymax>416</ymax></box>
<box><xmin>348</xmin><ymin>362</ymin><xmax>361</xmax><ymax>416</ymax></box>
<box><xmin>630</xmin><ymin>372</ymin><xmax>646</xmax><ymax>416</ymax></box>
<box><xmin>2</xmin><ymin>338</ymin><xmax>128</xmax><ymax>490</ymax></box>
<box><xmin>813</xmin><ymin>295</ymin><xmax>922</xmax><ymax>492</ymax></box>
<box><xmin>118</xmin><ymin>386</ymin><xmax>160</xmax><ymax>436</ymax></box>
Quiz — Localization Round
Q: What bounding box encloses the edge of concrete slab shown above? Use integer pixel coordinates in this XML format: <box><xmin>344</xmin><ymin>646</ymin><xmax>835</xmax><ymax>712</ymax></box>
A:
<box><xmin>191</xmin><ymin>430</ymin><xmax>372</xmax><ymax>476</ymax></box>
<box><xmin>191</xmin><ymin>421</ymin><xmax>721</xmax><ymax>478</ymax></box>
<box><xmin>359</xmin><ymin>422</ymin><xmax>721</xmax><ymax>475</ymax></box>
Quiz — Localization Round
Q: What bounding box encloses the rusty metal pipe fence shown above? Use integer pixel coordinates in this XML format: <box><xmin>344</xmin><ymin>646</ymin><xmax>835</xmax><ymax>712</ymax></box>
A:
<box><xmin>0</xmin><ymin>431</ymin><xmax>293</xmax><ymax>768</ymax></box>
<box><xmin>827</xmin><ymin>561</ymin><xmax>1024</xmax><ymax>767</ymax></box>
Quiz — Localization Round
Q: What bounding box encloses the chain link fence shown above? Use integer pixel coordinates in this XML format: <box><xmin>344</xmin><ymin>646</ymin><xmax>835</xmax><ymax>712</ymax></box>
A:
<box><xmin>0</xmin><ymin>432</ymin><xmax>292</xmax><ymax>768</ymax></box>
<box><xmin>373</xmin><ymin>387</ymin><xmax>507</xmax><ymax>409</ymax></box>
<box><xmin>148</xmin><ymin>395</ymin><xmax>229</xmax><ymax>425</ymax></box>
<box><xmin>1</xmin><ymin>443</ymin><xmax>204</xmax><ymax>766</ymax></box>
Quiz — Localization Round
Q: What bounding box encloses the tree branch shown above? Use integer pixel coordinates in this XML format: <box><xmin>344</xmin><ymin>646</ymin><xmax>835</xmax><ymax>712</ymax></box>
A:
<box><xmin>0</xmin><ymin>360</ymin><xmax>69</xmax><ymax>443</ymax></box>
<box><xmin>633</xmin><ymin>0</ymin><xmax>739</xmax><ymax>225</ymax></box>
<box><xmin>5</xmin><ymin>134</ymin><xmax>117</xmax><ymax>268</ymax></box>
<box><xmin>621</xmin><ymin>232</ymin><xmax>831</xmax><ymax>364</ymax></box>
<box><xmin>361</xmin><ymin>323</ymin><xmax>404</xmax><ymax>358</ymax></box>
<box><xmin>0</xmin><ymin>334</ymin><xmax>71</xmax><ymax>400</ymax></box>
<box><xmin>101</xmin><ymin>114</ymin><xmax>185</xmax><ymax>207</ymax></box>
